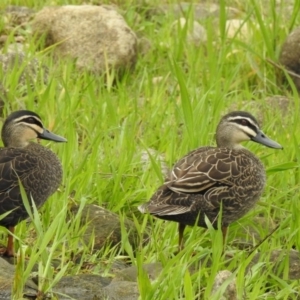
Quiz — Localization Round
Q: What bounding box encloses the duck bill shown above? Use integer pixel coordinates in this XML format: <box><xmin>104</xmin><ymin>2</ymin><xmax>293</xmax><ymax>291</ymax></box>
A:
<box><xmin>38</xmin><ymin>129</ymin><xmax>67</xmax><ymax>143</ymax></box>
<box><xmin>251</xmin><ymin>130</ymin><xmax>282</xmax><ymax>149</ymax></box>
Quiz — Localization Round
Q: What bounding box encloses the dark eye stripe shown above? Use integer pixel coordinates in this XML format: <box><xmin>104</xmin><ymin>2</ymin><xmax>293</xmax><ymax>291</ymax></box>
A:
<box><xmin>231</xmin><ymin>119</ymin><xmax>258</xmax><ymax>134</ymax></box>
<box><xmin>17</xmin><ymin>116</ymin><xmax>43</xmax><ymax>128</ymax></box>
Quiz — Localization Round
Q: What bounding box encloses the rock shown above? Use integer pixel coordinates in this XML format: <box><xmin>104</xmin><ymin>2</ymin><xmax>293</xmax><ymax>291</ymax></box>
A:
<box><xmin>211</xmin><ymin>270</ymin><xmax>237</xmax><ymax>300</ymax></box>
<box><xmin>146</xmin><ymin>3</ymin><xmax>241</xmax><ymax>21</ymax></box>
<box><xmin>0</xmin><ymin>257</ymin><xmax>39</xmax><ymax>299</ymax></box>
<box><xmin>151</xmin><ymin>76</ymin><xmax>164</xmax><ymax>85</ymax></box>
<box><xmin>171</xmin><ymin>18</ymin><xmax>207</xmax><ymax>46</ymax></box>
<box><xmin>140</xmin><ymin>148</ymin><xmax>170</xmax><ymax>178</ymax></box>
<box><xmin>3</xmin><ymin>5</ymin><xmax>35</xmax><ymax>26</ymax></box>
<box><xmin>264</xmin><ymin>95</ymin><xmax>292</xmax><ymax>117</ymax></box>
<box><xmin>54</xmin><ymin>264</ymin><xmax>156</xmax><ymax>300</ymax></box>
<box><xmin>0</xmin><ymin>49</ymin><xmax>49</xmax><ymax>115</ymax></box>
<box><xmin>228</xmin><ymin>95</ymin><xmax>292</xmax><ymax>126</ymax></box>
<box><xmin>32</xmin><ymin>5</ymin><xmax>138</xmax><ymax>74</ymax></box>
<box><xmin>273</xmin><ymin>1</ymin><xmax>294</xmax><ymax>24</ymax></box>
<box><xmin>113</xmin><ymin>262</ymin><xmax>163</xmax><ymax>282</ymax></box>
<box><xmin>0</xmin><ymin>46</ymin><xmax>55</xmax><ymax>115</ymax></box>
<box><xmin>69</xmin><ymin>204</ymin><xmax>140</xmax><ymax>252</ymax></box>
<box><xmin>0</xmin><ymin>257</ymin><xmax>14</xmax><ymax>299</ymax></box>
<box><xmin>53</xmin><ymin>274</ymin><xmax>111</xmax><ymax>300</ymax></box>
<box><xmin>101</xmin><ymin>280</ymin><xmax>139</xmax><ymax>300</ymax></box>
<box><xmin>0</xmin><ymin>50</ymin><xmax>48</xmax><ymax>86</ymax></box>
<box><xmin>0</xmin><ymin>36</ymin><xmax>25</xmax><ymax>47</ymax></box>
<box><xmin>225</xmin><ymin>19</ymin><xmax>255</xmax><ymax>40</ymax></box>
<box><xmin>249</xmin><ymin>249</ymin><xmax>300</xmax><ymax>280</ymax></box>
<box><xmin>231</xmin><ymin>216</ymin><xmax>277</xmax><ymax>250</ymax></box>
<box><xmin>137</xmin><ymin>36</ymin><xmax>152</xmax><ymax>56</ymax></box>
<box><xmin>279</xmin><ymin>27</ymin><xmax>300</xmax><ymax>92</ymax></box>
<box><xmin>1</xmin><ymin>6</ymin><xmax>35</xmax><ymax>44</ymax></box>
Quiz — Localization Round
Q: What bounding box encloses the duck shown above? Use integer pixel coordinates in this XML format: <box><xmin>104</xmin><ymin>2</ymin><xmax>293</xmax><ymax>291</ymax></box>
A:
<box><xmin>0</xmin><ymin>110</ymin><xmax>66</xmax><ymax>256</ymax></box>
<box><xmin>138</xmin><ymin>111</ymin><xmax>283</xmax><ymax>251</ymax></box>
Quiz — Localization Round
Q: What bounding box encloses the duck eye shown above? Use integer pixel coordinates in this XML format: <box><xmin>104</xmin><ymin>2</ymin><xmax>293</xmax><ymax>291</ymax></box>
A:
<box><xmin>26</xmin><ymin>117</ymin><xmax>36</xmax><ymax>124</ymax></box>
<box><xmin>240</xmin><ymin>119</ymin><xmax>248</xmax><ymax>126</ymax></box>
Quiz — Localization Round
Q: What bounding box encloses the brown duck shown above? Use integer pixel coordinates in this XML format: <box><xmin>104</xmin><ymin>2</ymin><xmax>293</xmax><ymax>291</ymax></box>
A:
<box><xmin>139</xmin><ymin>111</ymin><xmax>283</xmax><ymax>251</ymax></box>
<box><xmin>0</xmin><ymin>110</ymin><xmax>66</xmax><ymax>256</ymax></box>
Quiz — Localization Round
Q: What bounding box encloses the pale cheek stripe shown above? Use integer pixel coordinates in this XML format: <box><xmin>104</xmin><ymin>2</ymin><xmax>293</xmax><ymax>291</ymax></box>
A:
<box><xmin>236</xmin><ymin>124</ymin><xmax>257</xmax><ymax>137</ymax></box>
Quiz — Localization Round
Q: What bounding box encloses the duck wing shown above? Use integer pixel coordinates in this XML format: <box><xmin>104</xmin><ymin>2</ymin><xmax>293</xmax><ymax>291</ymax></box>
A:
<box><xmin>0</xmin><ymin>148</ymin><xmax>39</xmax><ymax>226</ymax></box>
<box><xmin>140</xmin><ymin>147</ymin><xmax>240</xmax><ymax>216</ymax></box>
<box><xmin>168</xmin><ymin>147</ymin><xmax>238</xmax><ymax>194</ymax></box>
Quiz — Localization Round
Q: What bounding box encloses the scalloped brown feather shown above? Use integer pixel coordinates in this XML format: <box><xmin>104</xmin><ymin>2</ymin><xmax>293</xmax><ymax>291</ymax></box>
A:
<box><xmin>140</xmin><ymin>147</ymin><xmax>265</xmax><ymax>229</ymax></box>
<box><xmin>0</xmin><ymin>142</ymin><xmax>63</xmax><ymax>228</ymax></box>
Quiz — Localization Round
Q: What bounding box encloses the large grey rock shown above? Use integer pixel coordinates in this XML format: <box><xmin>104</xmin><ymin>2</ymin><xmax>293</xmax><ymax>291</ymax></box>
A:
<box><xmin>32</xmin><ymin>5</ymin><xmax>138</xmax><ymax>74</ymax></box>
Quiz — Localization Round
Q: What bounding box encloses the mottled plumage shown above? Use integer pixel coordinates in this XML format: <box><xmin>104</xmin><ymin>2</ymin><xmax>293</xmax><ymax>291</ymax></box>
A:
<box><xmin>139</xmin><ymin>111</ymin><xmax>282</xmax><ymax>251</ymax></box>
<box><xmin>0</xmin><ymin>110</ymin><xmax>66</xmax><ymax>256</ymax></box>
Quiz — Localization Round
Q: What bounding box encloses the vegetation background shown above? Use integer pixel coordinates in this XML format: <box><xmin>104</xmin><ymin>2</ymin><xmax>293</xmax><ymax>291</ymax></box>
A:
<box><xmin>1</xmin><ymin>0</ymin><xmax>300</xmax><ymax>299</ymax></box>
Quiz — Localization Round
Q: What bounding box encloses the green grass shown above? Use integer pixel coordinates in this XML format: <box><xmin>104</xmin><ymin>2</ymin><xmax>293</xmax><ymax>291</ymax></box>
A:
<box><xmin>1</xmin><ymin>0</ymin><xmax>300</xmax><ymax>299</ymax></box>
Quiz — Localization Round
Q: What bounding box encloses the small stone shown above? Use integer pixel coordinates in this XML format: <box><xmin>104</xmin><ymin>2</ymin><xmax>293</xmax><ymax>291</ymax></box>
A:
<box><xmin>211</xmin><ymin>270</ymin><xmax>237</xmax><ymax>300</ymax></box>
<box><xmin>101</xmin><ymin>281</ymin><xmax>139</xmax><ymax>300</ymax></box>
<box><xmin>171</xmin><ymin>18</ymin><xmax>207</xmax><ymax>46</ymax></box>
<box><xmin>140</xmin><ymin>148</ymin><xmax>170</xmax><ymax>178</ymax></box>
<box><xmin>113</xmin><ymin>262</ymin><xmax>163</xmax><ymax>282</ymax></box>
<box><xmin>152</xmin><ymin>76</ymin><xmax>164</xmax><ymax>85</ymax></box>
<box><xmin>225</xmin><ymin>19</ymin><xmax>255</xmax><ymax>40</ymax></box>
<box><xmin>146</xmin><ymin>3</ymin><xmax>240</xmax><ymax>21</ymax></box>
<box><xmin>137</xmin><ymin>36</ymin><xmax>152</xmax><ymax>56</ymax></box>
<box><xmin>4</xmin><ymin>5</ymin><xmax>35</xmax><ymax>26</ymax></box>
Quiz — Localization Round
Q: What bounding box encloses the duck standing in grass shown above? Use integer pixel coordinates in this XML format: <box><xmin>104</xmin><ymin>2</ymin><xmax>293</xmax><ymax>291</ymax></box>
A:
<box><xmin>139</xmin><ymin>111</ymin><xmax>283</xmax><ymax>251</ymax></box>
<box><xmin>0</xmin><ymin>110</ymin><xmax>66</xmax><ymax>257</ymax></box>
